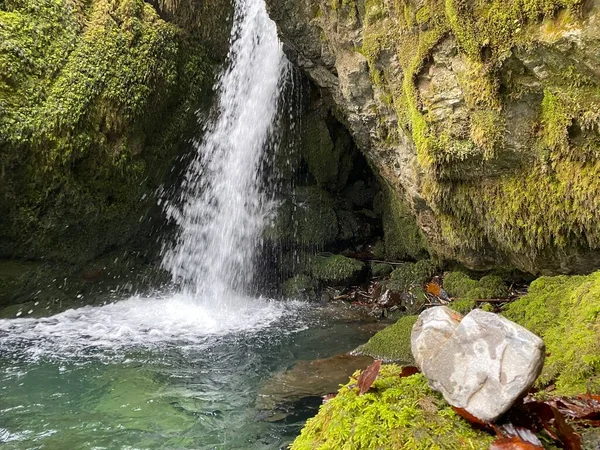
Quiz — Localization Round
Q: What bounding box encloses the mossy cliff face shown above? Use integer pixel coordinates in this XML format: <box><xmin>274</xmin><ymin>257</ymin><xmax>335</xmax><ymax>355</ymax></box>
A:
<box><xmin>266</xmin><ymin>0</ymin><xmax>600</xmax><ymax>274</ymax></box>
<box><xmin>0</xmin><ymin>0</ymin><xmax>231</xmax><ymax>263</ymax></box>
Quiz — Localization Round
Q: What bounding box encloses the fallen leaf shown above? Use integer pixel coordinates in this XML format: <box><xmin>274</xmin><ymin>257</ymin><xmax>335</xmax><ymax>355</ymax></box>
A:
<box><xmin>490</xmin><ymin>436</ymin><xmax>543</xmax><ymax>450</ymax></box>
<box><xmin>550</xmin><ymin>394</ymin><xmax>600</xmax><ymax>421</ymax></box>
<box><xmin>399</xmin><ymin>366</ymin><xmax>420</xmax><ymax>378</ymax></box>
<box><xmin>425</xmin><ymin>282</ymin><xmax>451</xmax><ymax>302</ymax></box>
<box><xmin>515</xmin><ymin>401</ymin><xmax>582</xmax><ymax>450</ymax></box>
<box><xmin>357</xmin><ymin>359</ymin><xmax>382</xmax><ymax>395</ymax></box>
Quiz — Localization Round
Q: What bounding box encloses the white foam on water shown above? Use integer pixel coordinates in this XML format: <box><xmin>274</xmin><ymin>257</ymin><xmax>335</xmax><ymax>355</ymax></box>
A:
<box><xmin>0</xmin><ymin>294</ymin><xmax>305</xmax><ymax>360</ymax></box>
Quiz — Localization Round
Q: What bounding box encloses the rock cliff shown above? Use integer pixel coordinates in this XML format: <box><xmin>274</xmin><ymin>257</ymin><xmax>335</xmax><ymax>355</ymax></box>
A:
<box><xmin>266</xmin><ymin>0</ymin><xmax>600</xmax><ymax>274</ymax></box>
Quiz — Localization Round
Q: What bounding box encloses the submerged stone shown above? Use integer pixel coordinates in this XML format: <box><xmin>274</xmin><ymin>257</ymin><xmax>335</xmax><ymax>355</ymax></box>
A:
<box><xmin>256</xmin><ymin>354</ymin><xmax>374</xmax><ymax>413</ymax></box>
<box><xmin>412</xmin><ymin>307</ymin><xmax>545</xmax><ymax>422</ymax></box>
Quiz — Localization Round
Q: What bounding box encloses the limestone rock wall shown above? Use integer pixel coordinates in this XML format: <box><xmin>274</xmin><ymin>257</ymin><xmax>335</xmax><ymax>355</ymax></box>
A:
<box><xmin>266</xmin><ymin>0</ymin><xmax>600</xmax><ymax>274</ymax></box>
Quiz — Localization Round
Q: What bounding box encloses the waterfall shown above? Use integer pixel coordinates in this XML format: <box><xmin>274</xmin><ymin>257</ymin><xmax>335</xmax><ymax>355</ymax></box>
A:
<box><xmin>161</xmin><ymin>0</ymin><xmax>287</xmax><ymax>299</ymax></box>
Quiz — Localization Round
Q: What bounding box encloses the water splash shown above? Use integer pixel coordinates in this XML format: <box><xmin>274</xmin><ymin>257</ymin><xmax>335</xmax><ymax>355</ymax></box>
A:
<box><xmin>161</xmin><ymin>0</ymin><xmax>288</xmax><ymax>299</ymax></box>
<box><xmin>0</xmin><ymin>0</ymin><xmax>292</xmax><ymax>357</ymax></box>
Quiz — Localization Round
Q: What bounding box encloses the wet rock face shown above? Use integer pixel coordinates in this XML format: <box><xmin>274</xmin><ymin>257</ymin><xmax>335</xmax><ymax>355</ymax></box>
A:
<box><xmin>265</xmin><ymin>0</ymin><xmax>600</xmax><ymax>275</ymax></box>
<box><xmin>412</xmin><ymin>307</ymin><xmax>545</xmax><ymax>422</ymax></box>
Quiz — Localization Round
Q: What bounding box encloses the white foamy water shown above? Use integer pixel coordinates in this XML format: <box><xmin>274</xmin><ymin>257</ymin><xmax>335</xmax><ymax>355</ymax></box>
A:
<box><xmin>161</xmin><ymin>0</ymin><xmax>287</xmax><ymax>298</ymax></box>
<box><xmin>0</xmin><ymin>295</ymin><xmax>306</xmax><ymax>360</ymax></box>
<box><xmin>0</xmin><ymin>0</ymin><xmax>293</xmax><ymax>357</ymax></box>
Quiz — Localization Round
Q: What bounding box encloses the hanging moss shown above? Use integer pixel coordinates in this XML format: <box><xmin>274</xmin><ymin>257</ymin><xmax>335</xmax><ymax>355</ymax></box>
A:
<box><xmin>291</xmin><ymin>365</ymin><xmax>493</xmax><ymax>449</ymax></box>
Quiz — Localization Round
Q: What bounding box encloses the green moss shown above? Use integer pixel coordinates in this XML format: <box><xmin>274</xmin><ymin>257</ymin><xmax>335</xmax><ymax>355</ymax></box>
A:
<box><xmin>387</xmin><ymin>260</ymin><xmax>437</xmax><ymax>294</ymax></box>
<box><xmin>371</xmin><ymin>262</ymin><xmax>393</xmax><ymax>278</ymax></box>
<box><xmin>354</xmin><ymin>315</ymin><xmax>418</xmax><ymax>362</ymax></box>
<box><xmin>0</xmin><ymin>0</ymin><xmax>215</xmax><ymax>262</ymax></box>
<box><xmin>282</xmin><ymin>274</ymin><xmax>318</xmax><ymax>299</ymax></box>
<box><xmin>444</xmin><ymin>272</ymin><xmax>508</xmax><ymax>301</ymax></box>
<box><xmin>291</xmin><ymin>365</ymin><xmax>493</xmax><ymax>449</ymax></box>
<box><xmin>311</xmin><ymin>254</ymin><xmax>365</xmax><ymax>285</ymax></box>
<box><xmin>451</xmin><ymin>298</ymin><xmax>476</xmax><ymax>315</ymax></box>
<box><xmin>380</xmin><ymin>186</ymin><xmax>429</xmax><ymax>261</ymax></box>
<box><xmin>443</xmin><ymin>272</ymin><xmax>479</xmax><ymax>298</ymax></box>
<box><xmin>503</xmin><ymin>271</ymin><xmax>600</xmax><ymax>395</ymax></box>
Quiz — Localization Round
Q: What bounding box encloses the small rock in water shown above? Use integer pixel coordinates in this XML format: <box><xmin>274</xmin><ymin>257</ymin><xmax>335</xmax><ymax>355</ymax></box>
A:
<box><xmin>411</xmin><ymin>307</ymin><xmax>545</xmax><ymax>422</ymax></box>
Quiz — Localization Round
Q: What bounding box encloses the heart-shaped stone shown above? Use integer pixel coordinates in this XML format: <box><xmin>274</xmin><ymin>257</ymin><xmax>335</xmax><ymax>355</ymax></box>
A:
<box><xmin>411</xmin><ymin>306</ymin><xmax>545</xmax><ymax>422</ymax></box>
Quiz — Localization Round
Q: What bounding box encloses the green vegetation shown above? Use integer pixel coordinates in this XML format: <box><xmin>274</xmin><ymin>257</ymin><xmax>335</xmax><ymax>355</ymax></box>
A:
<box><xmin>503</xmin><ymin>271</ymin><xmax>600</xmax><ymax>395</ymax></box>
<box><xmin>282</xmin><ymin>274</ymin><xmax>318</xmax><ymax>299</ymax></box>
<box><xmin>0</xmin><ymin>0</ymin><xmax>215</xmax><ymax>262</ymax></box>
<box><xmin>386</xmin><ymin>260</ymin><xmax>437</xmax><ymax>293</ymax></box>
<box><xmin>291</xmin><ymin>365</ymin><xmax>493</xmax><ymax>449</ymax></box>
<box><xmin>379</xmin><ymin>186</ymin><xmax>429</xmax><ymax>261</ymax></box>
<box><xmin>354</xmin><ymin>315</ymin><xmax>417</xmax><ymax>362</ymax></box>
<box><xmin>311</xmin><ymin>254</ymin><xmax>364</xmax><ymax>285</ymax></box>
<box><xmin>444</xmin><ymin>272</ymin><xmax>508</xmax><ymax>300</ymax></box>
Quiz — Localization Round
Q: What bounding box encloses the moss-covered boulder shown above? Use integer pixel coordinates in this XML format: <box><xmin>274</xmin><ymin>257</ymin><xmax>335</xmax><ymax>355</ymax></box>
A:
<box><xmin>375</xmin><ymin>187</ymin><xmax>429</xmax><ymax>261</ymax></box>
<box><xmin>371</xmin><ymin>262</ymin><xmax>393</xmax><ymax>278</ymax></box>
<box><xmin>282</xmin><ymin>274</ymin><xmax>318</xmax><ymax>299</ymax></box>
<box><xmin>387</xmin><ymin>260</ymin><xmax>437</xmax><ymax>293</ymax></box>
<box><xmin>0</xmin><ymin>0</ymin><xmax>225</xmax><ymax>263</ymax></box>
<box><xmin>290</xmin><ymin>365</ymin><xmax>493</xmax><ymax>449</ymax></box>
<box><xmin>311</xmin><ymin>254</ymin><xmax>365</xmax><ymax>285</ymax></box>
<box><xmin>444</xmin><ymin>273</ymin><xmax>508</xmax><ymax>300</ymax></box>
<box><xmin>503</xmin><ymin>271</ymin><xmax>600</xmax><ymax>395</ymax></box>
<box><xmin>353</xmin><ymin>315</ymin><xmax>418</xmax><ymax>362</ymax></box>
<box><xmin>267</xmin><ymin>186</ymin><xmax>339</xmax><ymax>248</ymax></box>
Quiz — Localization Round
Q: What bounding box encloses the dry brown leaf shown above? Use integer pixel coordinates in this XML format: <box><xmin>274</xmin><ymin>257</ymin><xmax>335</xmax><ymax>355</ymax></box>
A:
<box><xmin>357</xmin><ymin>359</ymin><xmax>382</xmax><ymax>395</ymax></box>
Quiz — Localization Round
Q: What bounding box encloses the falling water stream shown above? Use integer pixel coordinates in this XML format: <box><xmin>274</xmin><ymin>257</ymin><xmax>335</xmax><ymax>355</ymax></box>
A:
<box><xmin>0</xmin><ymin>1</ymin><xmax>372</xmax><ymax>448</ymax></box>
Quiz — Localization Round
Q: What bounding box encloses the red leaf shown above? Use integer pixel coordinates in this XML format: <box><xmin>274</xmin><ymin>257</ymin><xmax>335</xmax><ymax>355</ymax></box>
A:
<box><xmin>399</xmin><ymin>366</ymin><xmax>420</xmax><ymax>378</ymax></box>
<box><xmin>550</xmin><ymin>394</ymin><xmax>600</xmax><ymax>421</ymax></box>
<box><xmin>490</xmin><ymin>436</ymin><xmax>543</xmax><ymax>450</ymax></box>
<box><xmin>357</xmin><ymin>359</ymin><xmax>382</xmax><ymax>395</ymax></box>
<box><xmin>518</xmin><ymin>401</ymin><xmax>582</xmax><ymax>450</ymax></box>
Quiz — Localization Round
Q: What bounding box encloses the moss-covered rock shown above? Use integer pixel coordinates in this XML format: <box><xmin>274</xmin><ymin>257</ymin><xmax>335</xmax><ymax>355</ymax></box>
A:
<box><xmin>371</xmin><ymin>262</ymin><xmax>392</xmax><ymax>278</ymax></box>
<box><xmin>290</xmin><ymin>365</ymin><xmax>493</xmax><ymax>449</ymax></box>
<box><xmin>301</xmin><ymin>115</ymin><xmax>355</xmax><ymax>192</ymax></box>
<box><xmin>268</xmin><ymin>186</ymin><xmax>339</xmax><ymax>248</ymax></box>
<box><xmin>444</xmin><ymin>272</ymin><xmax>508</xmax><ymax>300</ymax></box>
<box><xmin>353</xmin><ymin>315</ymin><xmax>417</xmax><ymax>362</ymax></box>
<box><xmin>503</xmin><ymin>271</ymin><xmax>600</xmax><ymax>395</ymax></box>
<box><xmin>0</xmin><ymin>0</ymin><xmax>222</xmax><ymax>263</ymax></box>
<box><xmin>387</xmin><ymin>260</ymin><xmax>437</xmax><ymax>294</ymax></box>
<box><xmin>311</xmin><ymin>254</ymin><xmax>365</xmax><ymax>285</ymax></box>
<box><xmin>380</xmin><ymin>186</ymin><xmax>429</xmax><ymax>261</ymax></box>
<box><xmin>282</xmin><ymin>274</ymin><xmax>318</xmax><ymax>299</ymax></box>
<box><xmin>266</xmin><ymin>0</ymin><xmax>600</xmax><ymax>275</ymax></box>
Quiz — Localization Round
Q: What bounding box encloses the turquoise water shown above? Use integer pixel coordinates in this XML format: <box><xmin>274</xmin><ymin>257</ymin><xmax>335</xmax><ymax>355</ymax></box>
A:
<box><xmin>0</xmin><ymin>295</ymin><xmax>371</xmax><ymax>449</ymax></box>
